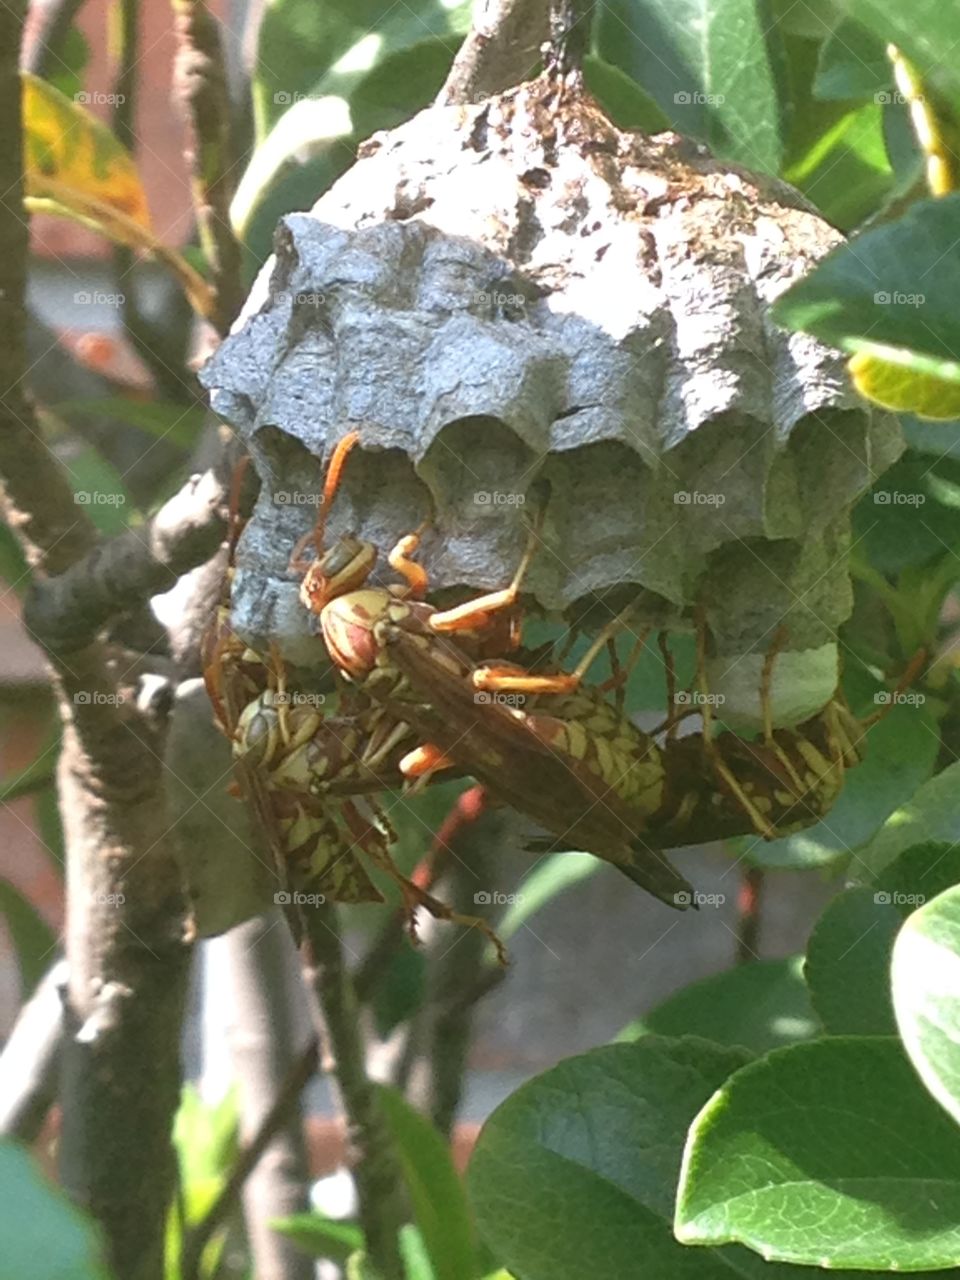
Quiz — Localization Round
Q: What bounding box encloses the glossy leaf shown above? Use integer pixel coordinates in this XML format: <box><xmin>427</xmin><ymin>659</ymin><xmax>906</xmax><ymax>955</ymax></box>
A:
<box><xmin>893</xmin><ymin>884</ymin><xmax>960</xmax><ymax>1125</ymax></box>
<box><xmin>677</xmin><ymin>1036</ymin><xmax>960</xmax><ymax>1270</ymax></box>
<box><xmin>466</xmin><ymin>1037</ymin><xmax>794</xmax><ymax>1280</ymax></box>
<box><xmin>860</xmin><ymin>759</ymin><xmax>960</xmax><ymax>877</ymax></box>
<box><xmin>832</xmin><ymin>0</ymin><xmax>960</xmax><ymax>97</ymax></box>
<box><xmin>618</xmin><ymin>956</ymin><xmax>819</xmax><ymax>1053</ymax></box>
<box><xmin>595</xmin><ymin>0</ymin><xmax>784</xmax><ymax>172</ymax></box>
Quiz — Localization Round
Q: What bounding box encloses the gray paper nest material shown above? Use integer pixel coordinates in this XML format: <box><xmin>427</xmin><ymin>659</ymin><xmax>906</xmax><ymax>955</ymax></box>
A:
<box><xmin>201</xmin><ymin>77</ymin><xmax>901</xmax><ymax>664</ymax></box>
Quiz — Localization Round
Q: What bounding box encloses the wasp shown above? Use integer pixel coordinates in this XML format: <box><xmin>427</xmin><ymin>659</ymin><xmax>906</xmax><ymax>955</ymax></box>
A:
<box><xmin>202</xmin><ymin>459</ymin><xmax>507</xmax><ymax>958</ymax></box>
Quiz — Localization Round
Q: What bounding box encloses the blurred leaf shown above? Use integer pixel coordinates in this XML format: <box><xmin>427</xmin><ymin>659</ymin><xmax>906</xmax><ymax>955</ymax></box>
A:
<box><xmin>742</xmin><ymin>701</ymin><xmax>939</xmax><ymax>870</ymax></box>
<box><xmin>399</xmin><ymin>1225</ymin><xmax>438</xmax><ymax>1280</ymax></box>
<box><xmin>0</xmin><ymin>1142</ymin><xmax>109</xmax><ymax>1280</ymax></box>
<box><xmin>0</xmin><ymin>879</ymin><xmax>56</xmax><ymax>995</ymax></box>
<box><xmin>814</xmin><ymin>20</ymin><xmax>890</xmax><ymax>99</ymax></box>
<box><xmin>893</xmin><ymin>884</ymin><xmax>960</xmax><ymax>1124</ymax></box>
<box><xmin>0</xmin><ymin>728</ymin><xmax>59</xmax><ymax>804</ymax></box>
<box><xmin>498</xmin><ymin>853</ymin><xmax>600</xmax><ymax>942</ymax></box>
<box><xmin>860</xmin><ymin>759</ymin><xmax>960</xmax><ymax>877</ymax></box>
<box><xmin>852</xmin><ymin>455</ymin><xmax>960</xmax><ymax>574</ymax></box>
<box><xmin>372</xmin><ymin>943</ymin><xmax>426</xmax><ymax>1037</ymax></box>
<box><xmin>832</xmin><ymin>0</ymin><xmax>960</xmax><ymax>97</ymax></box>
<box><xmin>582</xmin><ymin>57</ymin><xmax>670</xmax><ymax>132</ymax></box>
<box><xmin>47</xmin><ymin>27</ymin><xmax>90</xmax><ymax>102</ymax></box>
<box><xmin>173</xmin><ymin>1085</ymin><xmax>239</xmax><ymax>1193</ymax></box>
<box><xmin>54</xmin><ymin>398</ymin><xmax>205</xmax><ymax>451</ymax></box>
<box><xmin>347</xmin><ymin>1249</ymin><xmax>385</xmax><ymax>1279</ymax></box>
<box><xmin>273</xmin><ymin>1212</ymin><xmax>363</xmax><ymax>1264</ymax></box>
<box><xmin>467</xmin><ymin>1037</ymin><xmax>795</xmax><ymax>1280</ymax></box>
<box><xmin>618</xmin><ymin>955</ymin><xmax>819</xmax><ymax>1052</ymax></box>
<box><xmin>63</xmin><ymin>447</ymin><xmax>132</xmax><ymax>534</ymax></box>
<box><xmin>595</xmin><ymin>0</ymin><xmax>784</xmax><ymax>173</ymax></box>
<box><xmin>773</xmin><ymin>194</ymin><xmax>960</xmax><ymax>416</ymax></box>
<box><xmin>675</xmin><ymin>1037</ymin><xmax>960</xmax><ymax>1270</ymax></box>
<box><xmin>22</xmin><ymin>73</ymin><xmax>150</xmax><ymax>230</ymax></box>
<box><xmin>377</xmin><ymin>1085</ymin><xmax>481</xmax><ymax>1280</ymax></box>
<box><xmin>253</xmin><ymin>0</ymin><xmax>470</xmax><ymax>139</ymax></box>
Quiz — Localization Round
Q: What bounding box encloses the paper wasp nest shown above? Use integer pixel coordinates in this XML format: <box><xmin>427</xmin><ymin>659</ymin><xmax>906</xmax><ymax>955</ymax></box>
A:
<box><xmin>202</xmin><ymin>76</ymin><xmax>900</xmax><ymax>695</ymax></box>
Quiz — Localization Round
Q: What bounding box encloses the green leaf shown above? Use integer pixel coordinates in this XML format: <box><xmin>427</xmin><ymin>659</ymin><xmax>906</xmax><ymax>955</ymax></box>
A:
<box><xmin>54</xmin><ymin>397</ymin><xmax>205</xmax><ymax>451</ymax></box>
<box><xmin>619</xmin><ymin>956</ymin><xmax>819</xmax><ymax>1053</ymax></box>
<box><xmin>272</xmin><ymin>1213</ymin><xmax>364</xmax><ymax>1264</ymax></box>
<box><xmin>814</xmin><ymin>20</ymin><xmax>891</xmax><ymax>100</ymax></box>
<box><xmin>832</xmin><ymin>0</ymin><xmax>960</xmax><ymax>97</ymax></box>
<box><xmin>595</xmin><ymin>0</ymin><xmax>784</xmax><ymax>172</ymax></box>
<box><xmin>399</xmin><ymin>1224</ymin><xmax>438</xmax><ymax>1280</ymax></box>
<box><xmin>376</xmin><ymin>1085</ymin><xmax>480</xmax><ymax>1280</ymax></box>
<box><xmin>0</xmin><ymin>879</ymin><xmax>57</xmax><ymax>995</ymax></box>
<box><xmin>773</xmin><ymin>194</ymin><xmax>960</xmax><ymax>389</ymax></box>
<box><xmin>805</xmin><ymin>888</ymin><xmax>901</xmax><ymax>1034</ymax></box>
<box><xmin>741</xmin><ymin>701</ymin><xmax>938</xmax><ymax>870</ymax></box>
<box><xmin>498</xmin><ymin>852</ymin><xmax>600</xmax><ymax>942</ymax></box>
<box><xmin>173</xmin><ymin>1085</ymin><xmax>238</xmax><ymax>1193</ymax></box>
<box><xmin>0</xmin><ymin>1141</ymin><xmax>109</xmax><ymax>1280</ymax></box>
<box><xmin>893</xmin><ymin>884</ymin><xmax>960</xmax><ymax>1125</ymax></box>
<box><xmin>676</xmin><ymin>1036</ymin><xmax>960</xmax><ymax>1270</ymax></box>
<box><xmin>859</xmin><ymin>759</ymin><xmax>960</xmax><ymax>878</ymax></box>
<box><xmin>467</xmin><ymin>1037</ymin><xmax>787</xmax><ymax>1280</ymax></box>
<box><xmin>582</xmin><ymin>57</ymin><xmax>671</xmax><ymax>132</ymax></box>
<box><xmin>804</xmin><ymin>841</ymin><xmax>960</xmax><ymax>1035</ymax></box>
<box><xmin>64</xmin><ymin>446</ymin><xmax>132</xmax><ymax>534</ymax></box>
<box><xmin>253</xmin><ymin>0</ymin><xmax>470</xmax><ymax>139</ymax></box>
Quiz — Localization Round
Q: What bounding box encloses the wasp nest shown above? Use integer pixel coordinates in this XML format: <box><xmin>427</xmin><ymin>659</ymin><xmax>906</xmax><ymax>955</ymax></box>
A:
<box><xmin>202</xmin><ymin>75</ymin><xmax>900</xmax><ymax>712</ymax></box>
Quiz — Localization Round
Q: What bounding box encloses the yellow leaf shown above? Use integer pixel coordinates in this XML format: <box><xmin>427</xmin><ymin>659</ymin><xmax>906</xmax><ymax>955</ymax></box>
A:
<box><xmin>850</xmin><ymin>347</ymin><xmax>960</xmax><ymax>420</ymax></box>
<box><xmin>22</xmin><ymin>72</ymin><xmax>151</xmax><ymax>232</ymax></box>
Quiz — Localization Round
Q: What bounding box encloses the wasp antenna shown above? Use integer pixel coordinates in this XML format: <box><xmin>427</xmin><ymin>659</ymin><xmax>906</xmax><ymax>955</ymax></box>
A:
<box><xmin>313</xmin><ymin>430</ymin><xmax>361</xmax><ymax>555</ymax></box>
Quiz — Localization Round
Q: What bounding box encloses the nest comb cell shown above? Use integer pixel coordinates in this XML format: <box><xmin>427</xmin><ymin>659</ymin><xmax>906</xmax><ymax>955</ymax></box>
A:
<box><xmin>201</xmin><ymin>72</ymin><xmax>901</xmax><ymax>727</ymax></box>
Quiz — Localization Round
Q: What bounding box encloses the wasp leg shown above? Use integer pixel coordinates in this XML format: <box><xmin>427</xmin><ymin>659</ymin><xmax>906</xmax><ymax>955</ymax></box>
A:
<box><xmin>399</xmin><ymin>743</ymin><xmax>456</xmax><ymax>779</ymax></box>
<box><xmin>472</xmin><ymin>606</ymin><xmax>640</xmax><ymax>695</ymax></box>
<box><xmin>387</xmin><ymin>524</ymin><xmax>431</xmax><ymax>599</ymax></box>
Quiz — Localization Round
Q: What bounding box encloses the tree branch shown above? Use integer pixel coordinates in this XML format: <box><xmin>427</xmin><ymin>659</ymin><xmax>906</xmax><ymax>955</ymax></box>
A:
<box><xmin>301</xmin><ymin>910</ymin><xmax>407</xmax><ymax>1280</ymax></box>
<box><xmin>438</xmin><ymin>0</ymin><xmax>550</xmax><ymax>106</ymax></box>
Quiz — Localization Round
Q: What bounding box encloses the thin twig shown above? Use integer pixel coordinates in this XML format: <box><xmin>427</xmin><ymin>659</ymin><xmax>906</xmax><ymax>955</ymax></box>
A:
<box><xmin>301</xmin><ymin>908</ymin><xmax>407</xmax><ymax>1280</ymax></box>
<box><xmin>172</xmin><ymin>0</ymin><xmax>245</xmax><ymax>334</ymax></box>
<box><xmin>181</xmin><ymin>1039</ymin><xmax>319</xmax><ymax>1280</ymax></box>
